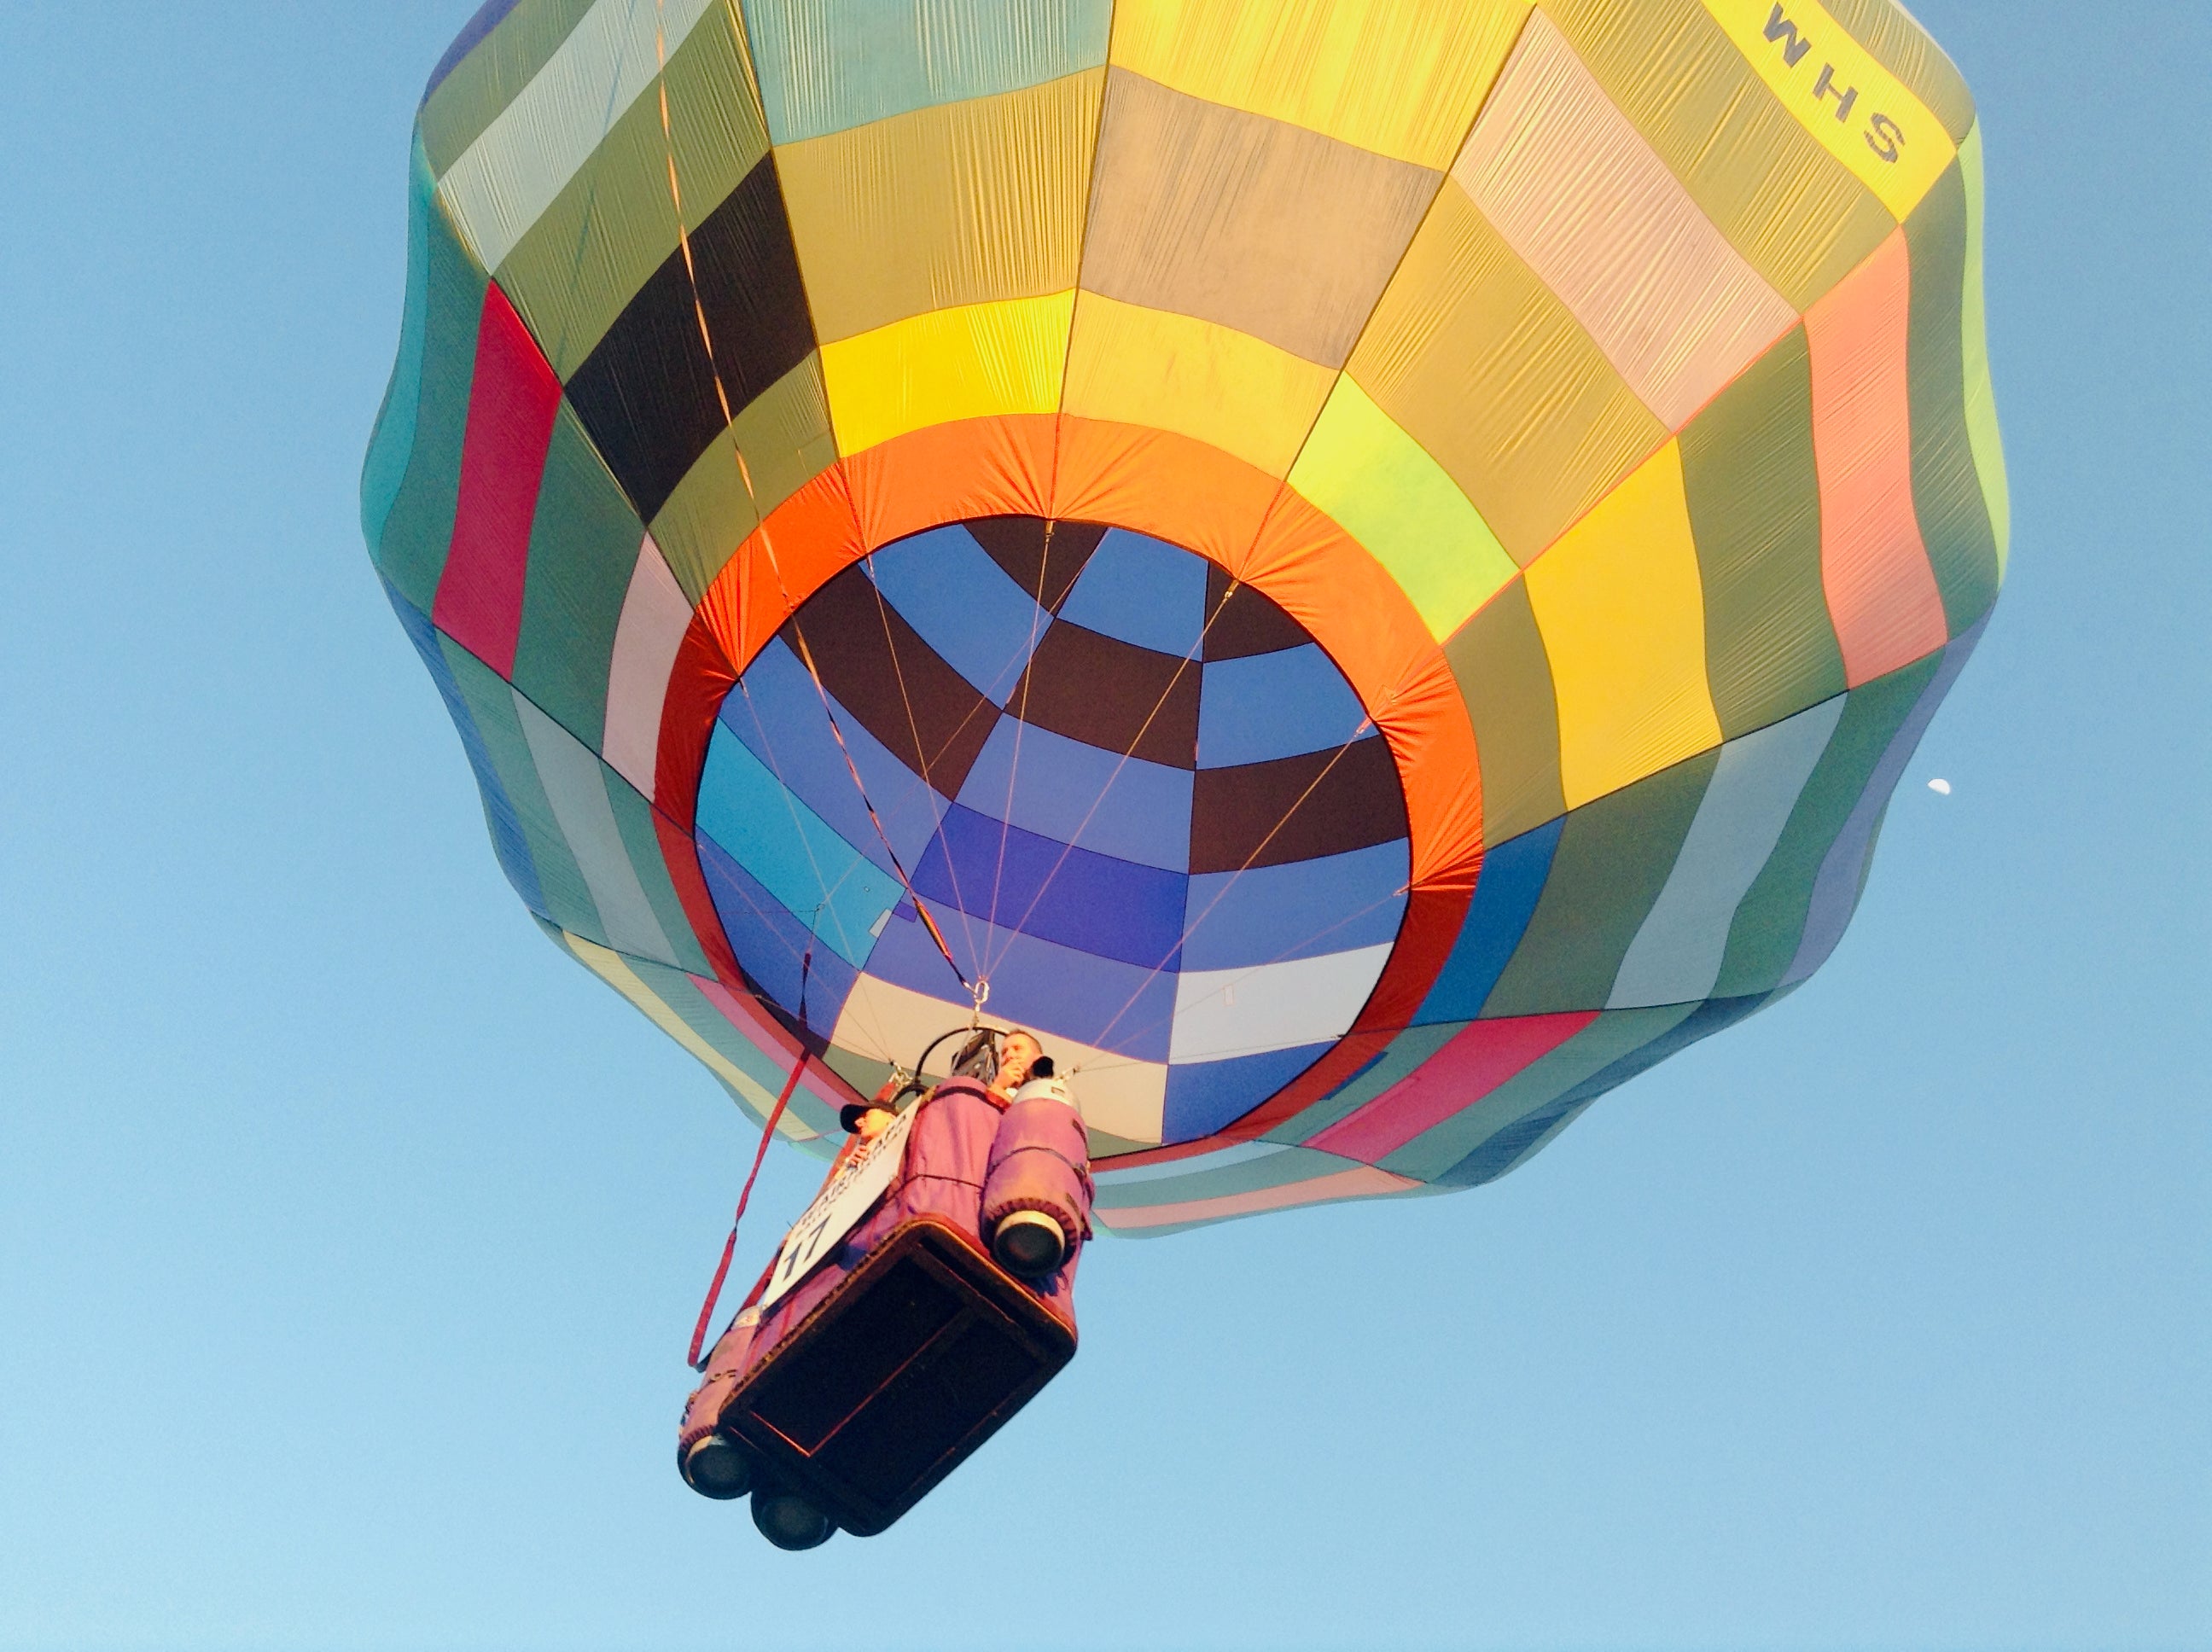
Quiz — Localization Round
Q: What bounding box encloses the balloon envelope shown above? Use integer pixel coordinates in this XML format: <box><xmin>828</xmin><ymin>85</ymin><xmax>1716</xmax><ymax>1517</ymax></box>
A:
<box><xmin>364</xmin><ymin>0</ymin><xmax>2005</xmax><ymax>1231</ymax></box>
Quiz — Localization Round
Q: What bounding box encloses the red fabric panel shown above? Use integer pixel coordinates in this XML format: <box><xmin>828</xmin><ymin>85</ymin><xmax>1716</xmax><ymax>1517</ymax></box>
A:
<box><xmin>1806</xmin><ymin>230</ymin><xmax>1949</xmax><ymax>685</ymax></box>
<box><xmin>1310</xmin><ymin>1009</ymin><xmax>1598</xmax><ymax>1161</ymax></box>
<box><xmin>653</xmin><ymin>615</ymin><xmax>736</xmax><ymax>835</ymax></box>
<box><xmin>433</xmin><ymin>282</ymin><xmax>561</xmax><ymax>676</ymax></box>
<box><xmin>653</xmin><ymin>801</ymin><xmax>742</xmax><ymax>987</ymax></box>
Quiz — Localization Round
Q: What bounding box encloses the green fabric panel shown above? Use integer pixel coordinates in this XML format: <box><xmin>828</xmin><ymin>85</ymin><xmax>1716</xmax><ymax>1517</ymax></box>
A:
<box><xmin>1266</xmin><ymin>1022</ymin><xmax>1466</xmax><ymax>1145</ymax></box>
<box><xmin>1483</xmin><ymin>748</ymin><xmax>1720</xmax><ymax>1016</ymax></box>
<box><xmin>498</xmin><ymin>5</ymin><xmax>773</xmax><ymax>376</ymax></box>
<box><xmin>1956</xmin><ymin>127</ymin><xmax>2009</xmax><ymax>575</ymax></box>
<box><xmin>650</xmin><ymin>356</ymin><xmax>839</xmax><ymax>601</ymax></box>
<box><xmin>370</xmin><ymin>186</ymin><xmax>489</xmax><ymax>613</ymax></box>
<box><xmin>742</xmin><ymin>0</ymin><xmax>1112</xmax><ymax>144</ymax></box>
<box><xmin>1443</xmin><ymin>579</ymin><xmax>1565</xmax><ymax>848</ymax></box>
<box><xmin>419</xmin><ymin>0</ymin><xmax>599</xmax><ymax>177</ymax></box>
<box><xmin>1093</xmin><ymin>1146</ymin><xmax>1369</xmax><ymax>1212</ymax></box>
<box><xmin>513</xmin><ymin>403</ymin><xmax>641</xmax><ymax>744</ymax></box>
<box><xmin>1819</xmin><ymin>0</ymin><xmax>1978</xmax><ymax>143</ymax></box>
<box><xmin>1713</xmin><ymin>654</ymin><xmax>1939</xmax><ymax>995</ymax></box>
<box><xmin>362</xmin><ymin>137</ymin><xmax>438</xmax><ymax>556</ymax></box>
<box><xmin>605</xmin><ymin>777</ymin><xmax>713</xmax><ymax>975</ymax></box>
<box><xmin>1381</xmin><ymin>1003</ymin><xmax>1697</xmax><ymax>1181</ymax></box>
<box><xmin>1904</xmin><ymin>160</ymin><xmax>2002</xmax><ymax>637</ymax></box>
<box><xmin>1679</xmin><ymin>325</ymin><xmax>1847</xmax><ymax>739</ymax></box>
<box><xmin>439</xmin><ymin>637</ymin><xmax>602</xmax><ymax>936</ymax></box>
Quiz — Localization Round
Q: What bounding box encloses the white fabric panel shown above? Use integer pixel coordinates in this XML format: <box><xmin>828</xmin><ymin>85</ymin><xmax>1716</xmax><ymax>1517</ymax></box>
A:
<box><xmin>602</xmin><ymin>535</ymin><xmax>695</xmax><ymax>798</ymax></box>
<box><xmin>1169</xmin><ymin>943</ymin><xmax>1394</xmax><ymax>1064</ymax></box>
<box><xmin>438</xmin><ymin>0</ymin><xmax>720</xmax><ymax>271</ymax></box>
<box><xmin>831</xmin><ymin>972</ymin><xmax>1168</xmax><ymax>1144</ymax></box>
<box><xmin>514</xmin><ymin>690</ymin><xmax>681</xmax><ymax>965</ymax></box>
<box><xmin>1607</xmin><ymin>696</ymin><xmax>1846</xmax><ymax>1008</ymax></box>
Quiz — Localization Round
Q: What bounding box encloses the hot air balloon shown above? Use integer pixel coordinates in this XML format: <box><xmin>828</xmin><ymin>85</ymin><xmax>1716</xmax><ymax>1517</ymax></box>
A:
<box><xmin>363</xmin><ymin>0</ymin><xmax>2005</xmax><ymax>1535</ymax></box>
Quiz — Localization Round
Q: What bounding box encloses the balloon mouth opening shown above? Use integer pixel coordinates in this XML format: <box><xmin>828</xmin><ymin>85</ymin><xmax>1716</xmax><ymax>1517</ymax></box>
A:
<box><xmin>694</xmin><ymin>515</ymin><xmax>1413</xmax><ymax>1150</ymax></box>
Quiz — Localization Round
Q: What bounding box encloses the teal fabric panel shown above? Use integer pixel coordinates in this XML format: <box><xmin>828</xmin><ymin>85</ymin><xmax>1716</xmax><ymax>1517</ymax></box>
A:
<box><xmin>1382</xmin><ymin>1003</ymin><xmax>1696</xmax><ymax>1181</ymax></box>
<box><xmin>440</xmin><ymin>637</ymin><xmax>602</xmax><ymax>936</ymax></box>
<box><xmin>1093</xmin><ymin>1144</ymin><xmax>1366</xmax><ymax>1212</ymax></box>
<box><xmin>741</xmin><ymin>0</ymin><xmax>1111</xmax><ymax>143</ymax></box>
<box><xmin>513</xmin><ymin>402</ymin><xmax>642</xmax><ymax>746</ymax></box>
<box><xmin>366</xmin><ymin>165</ymin><xmax>489</xmax><ymax>614</ymax></box>
<box><xmin>605</xmin><ymin>774</ymin><xmax>715</xmax><ymax>975</ymax></box>
<box><xmin>361</xmin><ymin>136</ymin><xmax>437</xmax><ymax>558</ymax></box>
<box><xmin>1713</xmin><ymin>654</ymin><xmax>1941</xmax><ymax>997</ymax></box>
<box><xmin>1481</xmin><ymin>750</ymin><xmax>1721</xmax><ymax>1016</ymax></box>
<box><xmin>1266</xmin><ymin>1023</ymin><xmax>1464</xmax><ymax>1143</ymax></box>
<box><xmin>514</xmin><ymin>691</ymin><xmax>678</xmax><ymax>962</ymax></box>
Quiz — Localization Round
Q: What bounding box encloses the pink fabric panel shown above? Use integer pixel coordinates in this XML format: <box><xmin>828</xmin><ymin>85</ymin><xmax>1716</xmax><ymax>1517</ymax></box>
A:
<box><xmin>1805</xmin><ymin>230</ymin><xmax>1949</xmax><ymax>685</ymax></box>
<box><xmin>433</xmin><ymin>282</ymin><xmax>561</xmax><ymax>675</ymax></box>
<box><xmin>602</xmin><ymin>535</ymin><xmax>695</xmax><ymax>800</ymax></box>
<box><xmin>1103</xmin><ymin>1165</ymin><xmax>1418</xmax><ymax>1230</ymax></box>
<box><xmin>1310</xmin><ymin>1009</ymin><xmax>1598</xmax><ymax>1162</ymax></box>
<box><xmin>1452</xmin><ymin>12</ymin><xmax>1796</xmax><ymax>429</ymax></box>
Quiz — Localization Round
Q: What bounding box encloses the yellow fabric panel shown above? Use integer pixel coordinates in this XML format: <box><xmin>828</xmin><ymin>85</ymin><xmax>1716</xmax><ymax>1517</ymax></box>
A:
<box><xmin>1957</xmin><ymin>125</ymin><xmax>2008</xmax><ymax>576</ymax></box>
<box><xmin>1107</xmin><ymin>0</ymin><xmax>1530</xmax><ymax>168</ymax></box>
<box><xmin>1819</xmin><ymin>0</ymin><xmax>1976</xmax><ymax>142</ymax></box>
<box><xmin>1062</xmin><ymin>292</ymin><xmax>1336</xmax><ymax>478</ymax></box>
<box><xmin>1697</xmin><ymin>0</ymin><xmax>1955</xmax><ymax>218</ymax></box>
<box><xmin>649</xmin><ymin>357</ymin><xmax>838</xmax><ymax>602</ymax></box>
<box><xmin>776</xmin><ymin>68</ymin><xmax>1103</xmax><ymax>344</ymax></box>
<box><xmin>1287</xmin><ymin>376</ymin><xmax>1516</xmax><ymax>638</ymax></box>
<box><xmin>1522</xmin><ymin>441</ymin><xmax>1722</xmax><ymax>808</ymax></box>
<box><xmin>558</xmin><ymin>933</ymin><xmax>819</xmax><ymax>1139</ymax></box>
<box><xmin>820</xmin><ymin>289</ymin><xmax>1075</xmax><ymax>457</ymax></box>
<box><xmin>1348</xmin><ymin>181</ymin><xmax>1668</xmax><ymax>565</ymax></box>
<box><xmin>1543</xmin><ymin>0</ymin><xmax>1891</xmax><ymax>311</ymax></box>
<box><xmin>496</xmin><ymin>3</ymin><xmax>770</xmax><ymax>375</ymax></box>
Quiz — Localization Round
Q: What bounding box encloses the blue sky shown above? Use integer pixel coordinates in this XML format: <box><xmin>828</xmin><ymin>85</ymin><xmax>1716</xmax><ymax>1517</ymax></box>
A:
<box><xmin>0</xmin><ymin>4</ymin><xmax>2204</xmax><ymax>1648</ymax></box>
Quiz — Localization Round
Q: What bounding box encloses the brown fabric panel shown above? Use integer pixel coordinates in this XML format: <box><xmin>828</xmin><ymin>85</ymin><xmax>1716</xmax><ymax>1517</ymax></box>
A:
<box><xmin>776</xmin><ymin>69</ymin><xmax>1103</xmax><ymax>343</ymax></box>
<box><xmin>1010</xmin><ymin>620</ymin><xmax>1201</xmax><ymax>768</ymax></box>
<box><xmin>1350</xmin><ymin>183</ymin><xmax>1667</xmax><ymax>564</ymax></box>
<box><xmin>1080</xmin><ymin>68</ymin><xmax>1440</xmax><ymax>369</ymax></box>
<box><xmin>784</xmin><ymin>567</ymin><xmax>997</xmax><ymax>794</ymax></box>
<box><xmin>1190</xmin><ymin>736</ymin><xmax>1408</xmax><ymax>875</ymax></box>
<box><xmin>967</xmin><ymin>516</ymin><xmax>1106</xmax><ymax>612</ymax></box>
<box><xmin>1202</xmin><ymin>563</ymin><xmax>1308</xmax><ymax>660</ymax></box>
<box><xmin>1442</xmin><ymin>578</ymin><xmax>1564</xmax><ymax>846</ymax></box>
